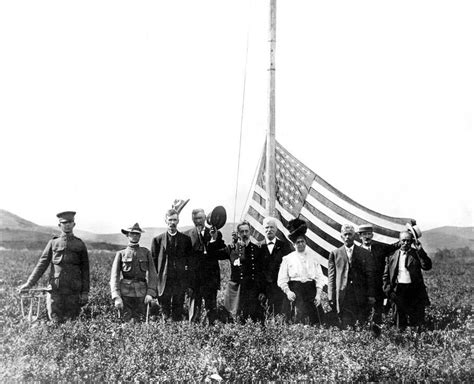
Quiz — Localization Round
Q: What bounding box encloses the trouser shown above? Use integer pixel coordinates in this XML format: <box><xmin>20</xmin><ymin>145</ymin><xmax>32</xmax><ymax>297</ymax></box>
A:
<box><xmin>265</xmin><ymin>283</ymin><xmax>289</xmax><ymax>318</ymax></box>
<box><xmin>47</xmin><ymin>292</ymin><xmax>81</xmax><ymax>322</ymax></box>
<box><xmin>392</xmin><ymin>283</ymin><xmax>426</xmax><ymax>329</ymax></box>
<box><xmin>339</xmin><ymin>284</ymin><xmax>368</xmax><ymax>329</ymax></box>
<box><xmin>159</xmin><ymin>283</ymin><xmax>186</xmax><ymax>321</ymax></box>
<box><xmin>239</xmin><ymin>285</ymin><xmax>264</xmax><ymax>324</ymax></box>
<box><xmin>288</xmin><ymin>281</ymin><xmax>322</xmax><ymax>325</ymax></box>
<box><xmin>120</xmin><ymin>296</ymin><xmax>146</xmax><ymax>321</ymax></box>
<box><xmin>188</xmin><ymin>287</ymin><xmax>218</xmax><ymax>325</ymax></box>
<box><xmin>368</xmin><ymin>295</ymin><xmax>384</xmax><ymax>326</ymax></box>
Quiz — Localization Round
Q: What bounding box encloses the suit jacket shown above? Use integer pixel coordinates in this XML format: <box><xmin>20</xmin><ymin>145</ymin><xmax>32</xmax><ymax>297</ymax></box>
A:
<box><xmin>366</xmin><ymin>241</ymin><xmax>400</xmax><ymax>299</ymax></box>
<box><xmin>383</xmin><ymin>247</ymin><xmax>432</xmax><ymax>305</ymax></box>
<box><xmin>328</xmin><ymin>245</ymin><xmax>375</xmax><ymax>313</ymax></box>
<box><xmin>151</xmin><ymin>231</ymin><xmax>193</xmax><ymax>297</ymax></box>
<box><xmin>258</xmin><ymin>238</ymin><xmax>294</xmax><ymax>286</ymax></box>
<box><xmin>183</xmin><ymin>227</ymin><xmax>227</xmax><ymax>291</ymax></box>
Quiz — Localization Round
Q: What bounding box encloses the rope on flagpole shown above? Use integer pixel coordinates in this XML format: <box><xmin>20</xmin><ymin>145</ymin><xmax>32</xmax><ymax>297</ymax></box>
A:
<box><xmin>232</xmin><ymin>0</ymin><xmax>253</xmax><ymax>228</ymax></box>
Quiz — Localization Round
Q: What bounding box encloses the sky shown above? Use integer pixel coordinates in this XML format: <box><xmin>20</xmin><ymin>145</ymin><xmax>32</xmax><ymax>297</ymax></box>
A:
<box><xmin>0</xmin><ymin>1</ymin><xmax>472</xmax><ymax>233</ymax></box>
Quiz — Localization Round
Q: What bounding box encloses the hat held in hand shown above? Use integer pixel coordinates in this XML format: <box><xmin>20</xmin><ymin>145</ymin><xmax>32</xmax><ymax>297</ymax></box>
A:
<box><xmin>287</xmin><ymin>218</ymin><xmax>308</xmax><ymax>243</ymax></box>
<box><xmin>405</xmin><ymin>222</ymin><xmax>422</xmax><ymax>240</ymax></box>
<box><xmin>206</xmin><ymin>206</ymin><xmax>227</xmax><ymax>230</ymax></box>
<box><xmin>121</xmin><ymin>223</ymin><xmax>145</xmax><ymax>235</ymax></box>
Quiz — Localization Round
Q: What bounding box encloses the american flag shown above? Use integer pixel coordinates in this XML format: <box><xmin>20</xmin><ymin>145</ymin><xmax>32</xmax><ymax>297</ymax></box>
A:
<box><xmin>243</xmin><ymin>141</ymin><xmax>413</xmax><ymax>280</ymax></box>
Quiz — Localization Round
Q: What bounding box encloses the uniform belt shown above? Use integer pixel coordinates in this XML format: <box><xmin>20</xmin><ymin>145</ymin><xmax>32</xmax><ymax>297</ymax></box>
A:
<box><xmin>122</xmin><ymin>278</ymin><xmax>146</xmax><ymax>283</ymax></box>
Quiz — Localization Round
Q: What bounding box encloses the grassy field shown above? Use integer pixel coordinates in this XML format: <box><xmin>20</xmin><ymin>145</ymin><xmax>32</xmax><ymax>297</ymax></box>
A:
<box><xmin>0</xmin><ymin>249</ymin><xmax>472</xmax><ymax>382</ymax></box>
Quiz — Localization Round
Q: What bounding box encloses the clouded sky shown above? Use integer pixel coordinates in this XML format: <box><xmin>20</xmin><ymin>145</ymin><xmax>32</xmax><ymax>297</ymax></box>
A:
<box><xmin>1</xmin><ymin>1</ymin><xmax>472</xmax><ymax>233</ymax></box>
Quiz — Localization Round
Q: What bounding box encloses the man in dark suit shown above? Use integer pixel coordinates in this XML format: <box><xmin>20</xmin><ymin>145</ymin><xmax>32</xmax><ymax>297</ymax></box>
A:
<box><xmin>383</xmin><ymin>230</ymin><xmax>432</xmax><ymax>329</ymax></box>
<box><xmin>151</xmin><ymin>209</ymin><xmax>193</xmax><ymax>321</ymax></box>
<box><xmin>328</xmin><ymin>224</ymin><xmax>375</xmax><ymax>328</ymax></box>
<box><xmin>184</xmin><ymin>208</ymin><xmax>227</xmax><ymax>324</ymax></box>
<box><xmin>259</xmin><ymin>217</ymin><xmax>293</xmax><ymax>317</ymax></box>
<box><xmin>358</xmin><ymin>223</ymin><xmax>400</xmax><ymax>331</ymax></box>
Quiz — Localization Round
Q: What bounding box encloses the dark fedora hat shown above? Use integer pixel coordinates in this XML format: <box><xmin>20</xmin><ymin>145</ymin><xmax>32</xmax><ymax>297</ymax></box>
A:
<box><xmin>121</xmin><ymin>223</ymin><xmax>145</xmax><ymax>235</ymax></box>
<box><xmin>206</xmin><ymin>206</ymin><xmax>227</xmax><ymax>230</ymax></box>
<box><xmin>287</xmin><ymin>218</ymin><xmax>308</xmax><ymax>243</ymax></box>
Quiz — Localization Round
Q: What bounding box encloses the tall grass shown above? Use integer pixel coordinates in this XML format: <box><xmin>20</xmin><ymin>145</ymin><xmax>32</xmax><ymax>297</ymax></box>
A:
<box><xmin>0</xmin><ymin>250</ymin><xmax>472</xmax><ymax>381</ymax></box>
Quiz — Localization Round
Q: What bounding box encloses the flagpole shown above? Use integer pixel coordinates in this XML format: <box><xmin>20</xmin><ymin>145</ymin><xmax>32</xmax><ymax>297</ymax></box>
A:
<box><xmin>265</xmin><ymin>0</ymin><xmax>277</xmax><ymax>217</ymax></box>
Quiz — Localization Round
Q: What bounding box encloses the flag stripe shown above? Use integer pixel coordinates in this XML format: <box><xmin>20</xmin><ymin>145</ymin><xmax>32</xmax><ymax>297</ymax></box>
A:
<box><xmin>302</xmin><ymin>212</ymin><xmax>343</xmax><ymax>249</ymax></box>
<box><xmin>306</xmin><ymin>192</ymin><xmax>400</xmax><ymax>244</ymax></box>
<box><xmin>252</xmin><ymin>191</ymin><xmax>266</xmax><ymax>209</ymax></box>
<box><xmin>302</xmin><ymin>202</ymin><xmax>346</xmax><ymax>242</ymax></box>
<box><xmin>312</xmin><ymin>172</ymin><xmax>411</xmax><ymax>226</ymax></box>
<box><xmin>309</xmin><ymin>188</ymin><xmax>401</xmax><ymax>239</ymax></box>
<box><xmin>311</xmin><ymin>180</ymin><xmax>407</xmax><ymax>232</ymax></box>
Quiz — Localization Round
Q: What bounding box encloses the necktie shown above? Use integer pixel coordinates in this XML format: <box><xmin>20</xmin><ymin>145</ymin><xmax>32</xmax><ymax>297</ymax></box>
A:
<box><xmin>403</xmin><ymin>251</ymin><xmax>408</xmax><ymax>268</ymax></box>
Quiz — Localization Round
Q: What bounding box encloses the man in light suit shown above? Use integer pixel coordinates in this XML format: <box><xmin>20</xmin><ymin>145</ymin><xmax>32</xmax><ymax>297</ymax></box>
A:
<box><xmin>151</xmin><ymin>209</ymin><xmax>193</xmax><ymax>321</ymax></box>
<box><xmin>328</xmin><ymin>224</ymin><xmax>375</xmax><ymax>328</ymax></box>
<box><xmin>184</xmin><ymin>208</ymin><xmax>227</xmax><ymax>325</ymax></box>
<box><xmin>259</xmin><ymin>217</ymin><xmax>294</xmax><ymax>317</ymax></box>
<box><xmin>383</xmin><ymin>230</ymin><xmax>432</xmax><ymax>329</ymax></box>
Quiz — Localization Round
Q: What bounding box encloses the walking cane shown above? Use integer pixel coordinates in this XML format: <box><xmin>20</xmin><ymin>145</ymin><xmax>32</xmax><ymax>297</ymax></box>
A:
<box><xmin>146</xmin><ymin>302</ymin><xmax>150</xmax><ymax>324</ymax></box>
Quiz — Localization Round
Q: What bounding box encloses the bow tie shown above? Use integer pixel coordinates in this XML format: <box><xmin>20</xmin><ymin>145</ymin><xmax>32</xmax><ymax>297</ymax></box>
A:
<box><xmin>268</xmin><ymin>241</ymin><xmax>274</xmax><ymax>245</ymax></box>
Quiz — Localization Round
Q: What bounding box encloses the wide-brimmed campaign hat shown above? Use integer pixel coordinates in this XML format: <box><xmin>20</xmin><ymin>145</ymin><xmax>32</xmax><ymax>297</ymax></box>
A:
<box><xmin>206</xmin><ymin>206</ymin><xmax>227</xmax><ymax>230</ymax></box>
<box><xmin>121</xmin><ymin>223</ymin><xmax>145</xmax><ymax>235</ymax></box>
<box><xmin>406</xmin><ymin>222</ymin><xmax>422</xmax><ymax>240</ymax></box>
<box><xmin>287</xmin><ymin>218</ymin><xmax>308</xmax><ymax>243</ymax></box>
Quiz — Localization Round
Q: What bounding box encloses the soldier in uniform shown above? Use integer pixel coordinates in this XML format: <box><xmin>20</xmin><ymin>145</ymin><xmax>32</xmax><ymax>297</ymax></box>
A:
<box><xmin>110</xmin><ymin>223</ymin><xmax>157</xmax><ymax>321</ymax></box>
<box><xmin>19</xmin><ymin>211</ymin><xmax>89</xmax><ymax>322</ymax></box>
<box><xmin>223</xmin><ymin>220</ymin><xmax>266</xmax><ymax>323</ymax></box>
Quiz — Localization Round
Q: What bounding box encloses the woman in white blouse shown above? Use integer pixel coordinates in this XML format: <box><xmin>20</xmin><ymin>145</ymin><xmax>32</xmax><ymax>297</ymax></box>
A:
<box><xmin>277</xmin><ymin>218</ymin><xmax>324</xmax><ymax>324</ymax></box>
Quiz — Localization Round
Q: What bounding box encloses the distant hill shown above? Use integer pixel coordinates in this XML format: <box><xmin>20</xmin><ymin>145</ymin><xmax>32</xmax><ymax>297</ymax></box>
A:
<box><xmin>1</xmin><ymin>209</ymin><xmax>473</xmax><ymax>255</ymax></box>
<box><xmin>0</xmin><ymin>209</ymin><xmax>122</xmax><ymax>251</ymax></box>
<box><xmin>422</xmin><ymin>226</ymin><xmax>474</xmax><ymax>254</ymax></box>
<box><xmin>86</xmin><ymin>222</ymin><xmax>237</xmax><ymax>248</ymax></box>
<box><xmin>0</xmin><ymin>209</ymin><xmax>238</xmax><ymax>251</ymax></box>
